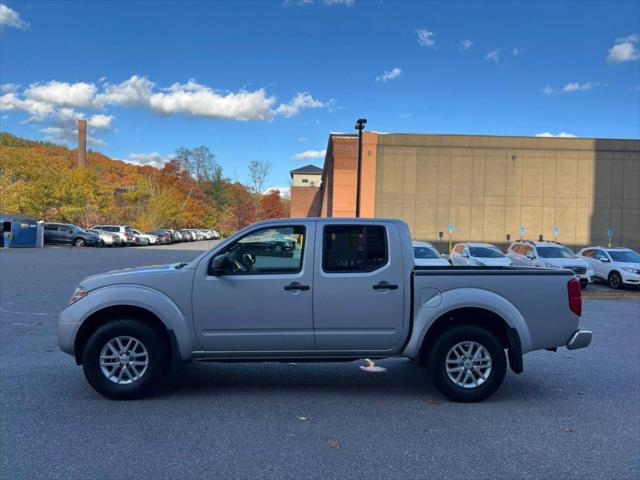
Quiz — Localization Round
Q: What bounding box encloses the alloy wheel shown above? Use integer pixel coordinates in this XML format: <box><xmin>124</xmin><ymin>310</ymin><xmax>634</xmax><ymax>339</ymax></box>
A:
<box><xmin>99</xmin><ymin>336</ymin><xmax>149</xmax><ymax>384</ymax></box>
<box><xmin>445</xmin><ymin>341</ymin><xmax>492</xmax><ymax>389</ymax></box>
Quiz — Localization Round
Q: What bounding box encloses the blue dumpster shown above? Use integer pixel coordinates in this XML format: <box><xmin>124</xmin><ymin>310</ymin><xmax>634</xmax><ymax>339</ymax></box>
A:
<box><xmin>0</xmin><ymin>214</ymin><xmax>40</xmax><ymax>248</ymax></box>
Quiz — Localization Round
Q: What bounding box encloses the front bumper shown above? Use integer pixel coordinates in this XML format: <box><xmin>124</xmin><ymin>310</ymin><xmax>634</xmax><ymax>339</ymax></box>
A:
<box><xmin>566</xmin><ymin>329</ymin><xmax>592</xmax><ymax>350</ymax></box>
<box><xmin>57</xmin><ymin>297</ymin><xmax>92</xmax><ymax>356</ymax></box>
<box><xmin>621</xmin><ymin>270</ymin><xmax>640</xmax><ymax>285</ymax></box>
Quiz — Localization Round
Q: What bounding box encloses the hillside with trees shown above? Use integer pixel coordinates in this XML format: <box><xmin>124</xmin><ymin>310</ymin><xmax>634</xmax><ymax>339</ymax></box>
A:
<box><xmin>0</xmin><ymin>132</ymin><xmax>288</xmax><ymax>235</ymax></box>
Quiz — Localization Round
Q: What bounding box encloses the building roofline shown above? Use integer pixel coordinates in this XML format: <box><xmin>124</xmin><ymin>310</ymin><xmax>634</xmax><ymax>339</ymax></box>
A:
<box><xmin>374</xmin><ymin>131</ymin><xmax>639</xmax><ymax>143</ymax></box>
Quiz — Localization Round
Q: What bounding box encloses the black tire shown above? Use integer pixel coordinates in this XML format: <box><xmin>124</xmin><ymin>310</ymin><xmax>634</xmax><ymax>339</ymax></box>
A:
<box><xmin>608</xmin><ymin>271</ymin><xmax>623</xmax><ymax>289</ymax></box>
<box><xmin>82</xmin><ymin>319</ymin><xmax>170</xmax><ymax>400</ymax></box>
<box><xmin>96</xmin><ymin>239</ymin><xmax>104</xmax><ymax>248</ymax></box>
<box><xmin>73</xmin><ymin>237</ymin><xmax>86</xmax><ymax>247</ymax></box>
<box><xmin>428</xmin><ymin>325</ymin><xmax>507</xmax><ymax>402</ymax></box>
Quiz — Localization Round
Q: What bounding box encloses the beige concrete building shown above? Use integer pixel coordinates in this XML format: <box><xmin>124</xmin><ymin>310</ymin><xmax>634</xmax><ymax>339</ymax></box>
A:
<box><xmin>290</xmin><ymin>132</ymin><xmax>640</xmax><ymax>251</ymax></box>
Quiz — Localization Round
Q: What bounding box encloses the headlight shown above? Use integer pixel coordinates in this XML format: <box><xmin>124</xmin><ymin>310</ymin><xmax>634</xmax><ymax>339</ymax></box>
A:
<box><xmin>621</xmin><ymin>266</ymin><xmax>640</xmax><ymax>274</ymax></box>
<box><xmin>68</xmin><ymin>286</ymin><xmax>88</xmax><ymax>305</ymax></box>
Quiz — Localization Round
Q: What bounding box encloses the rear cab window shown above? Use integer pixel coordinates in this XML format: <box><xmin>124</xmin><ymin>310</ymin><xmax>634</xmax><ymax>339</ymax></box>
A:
<box><xmin>322</xmin><ymin>225</ymin><xmax>387</xmax><ymax>273</ymax></box>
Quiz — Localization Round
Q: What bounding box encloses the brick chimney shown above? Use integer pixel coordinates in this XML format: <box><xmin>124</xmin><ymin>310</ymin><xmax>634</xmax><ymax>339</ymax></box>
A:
<box><xmin>77</xmin><ymin>119</ymin><xmax>87</xmax><ymax>168</ymax></box>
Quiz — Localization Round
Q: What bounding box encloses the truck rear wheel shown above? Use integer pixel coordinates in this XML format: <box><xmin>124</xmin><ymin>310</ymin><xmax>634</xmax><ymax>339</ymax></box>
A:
<box><xmin>428</xmin><ymin>325</ymin><xmax>506</xmax><ymax>402</ymax></box>
<box><xmin>82</xmin><ymin>319</ymin><xmax>169</xmax><ymax>400</ymax></box>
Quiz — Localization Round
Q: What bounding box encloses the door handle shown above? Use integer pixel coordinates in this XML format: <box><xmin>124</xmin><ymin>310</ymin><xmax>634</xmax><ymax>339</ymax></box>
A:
<box><xmin>372</xmin><ymin>281</ymin><xmax>398</xmax><ymax>290</ymax></box>
<box><xmin>284</xmin><ymin>282</ymin><xmax>310</xmax><ymax>291</ymax></box>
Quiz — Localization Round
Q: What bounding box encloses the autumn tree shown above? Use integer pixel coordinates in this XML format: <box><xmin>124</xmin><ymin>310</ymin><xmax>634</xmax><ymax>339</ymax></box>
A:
<box><xmin>260</xmin><ymin>190</ymin><xmax>286</xmax><ymax>219</ymax></box>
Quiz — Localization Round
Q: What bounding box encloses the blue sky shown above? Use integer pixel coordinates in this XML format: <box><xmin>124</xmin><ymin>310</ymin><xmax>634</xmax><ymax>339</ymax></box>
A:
<box><xmin>1</xmin><ymin>0</ymin><xmax>639</xmax><ymax>191</ymax></box>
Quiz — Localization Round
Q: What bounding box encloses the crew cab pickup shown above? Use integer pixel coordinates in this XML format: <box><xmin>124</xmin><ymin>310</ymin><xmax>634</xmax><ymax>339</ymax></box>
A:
<box><xmin>58</xmin><ymin>218</ymin><xmax>591</xmax><ymax>402</ymax></box>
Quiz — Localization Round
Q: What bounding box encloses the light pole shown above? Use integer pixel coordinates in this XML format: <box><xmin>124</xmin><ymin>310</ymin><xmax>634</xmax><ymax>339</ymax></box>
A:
<box><xmin>354</xmin><ymin>118</ymin><xmax>367</xmax><ymax>217</ymax></box>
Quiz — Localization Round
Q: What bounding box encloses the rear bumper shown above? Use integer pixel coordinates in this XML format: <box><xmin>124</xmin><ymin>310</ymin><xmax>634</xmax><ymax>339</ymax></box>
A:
<box><xmin>566</xmin><ymin>329</ymin><xmax>592</xmax><ymax>350</ymax></box>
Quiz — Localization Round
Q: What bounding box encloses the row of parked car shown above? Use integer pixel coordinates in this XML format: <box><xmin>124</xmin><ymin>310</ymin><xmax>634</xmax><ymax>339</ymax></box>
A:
<box><xmin>43</xmin><ymin>223</ymin><xmax>220</xmax><ymax>247</ymax></box>
<box><xmin>413</xmin><ymin>240</ymin><xmax>640</xmax><ymax>289</ymax></box>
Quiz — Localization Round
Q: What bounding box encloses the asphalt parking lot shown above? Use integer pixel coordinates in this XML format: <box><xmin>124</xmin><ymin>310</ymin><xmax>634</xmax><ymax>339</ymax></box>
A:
<box><xmin>1</xmin><ymin>246</ymin><xmax>638</xmax><ymax>479</ymax></box>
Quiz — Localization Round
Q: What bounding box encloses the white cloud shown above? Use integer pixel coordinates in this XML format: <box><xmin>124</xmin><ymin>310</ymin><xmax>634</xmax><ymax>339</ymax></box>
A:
<box><xmin>485</xmin><ymin>49</ymin><xmax>501</xmax><ymax>62</ymax></box>
<box><xmin>95</xmin><ymin>75</ymin><xmax>154</xmax><ymax>107</ymax></box>
<box><xmin>25</xmin><ymin>81</ymin><xmax>97</xmax><ymax>108</ymax></box>
<box><xmin>4</xmin><ymin>76</ymin><xmax>327</xmax><ymax>122</ymax></box>
<box><xmin>1</xmin><ymin>75</ymin><xmax>328</xmax><ymax>146</ymax></box>
<box><xmin>561</xmin><ymin>82</ymin><xmax>595</xmax><ymax>93</ymax></box>
<box><xmin>0</xmin><ymin>93</ymin><xmax>54</xmax><ymax>120</ymax></box>
<box><xmin>275</xmin><ymin>92</ymin><xmax>327</xmax><ymax>118</ymax></box>
<box><xmin>149</xmin><ymin>82</ymin><xmax>277</xmax><ymax>120</ymax></box>
<box><xmin>459</xmin><ymin>39</ymin><xmax>473</xmax><ymax>50</ymax></box>
<box><xmin>376</xmin><ymin>67</ymin><xmax>402</xmax><ymax>82</ymax></box>
<box><xmin>297</xmin><ymin>136</ymin><xmax>309</xmax><ymax>142</ymax></box>
<box><xmin>416</xmin><ymin>29</ymin><xmax>436</xmax><ymax>48</ymax></box>
<box><xmin>87</xmin><ymin>114</ymin><xmax>114</xmax><ymax>129</ymax></box>
<box><xmin>543</xmin><ymin>82</ymin><xmax>599</xmax><ymax>95</ymax></box>
<box><xmin>263</xmin><ymin>186</ymin><xmax>291</xmax><ymax>198</ymax></box>
<box><xmin>0</xmin><ymin>83</ymin><xmax>18</xmax><ymax>94</ymax></box>
<box><xmin>607</xmin><ymin>37</ymin><xmax>640</xmax><ymax>63</ymax></box>
<box><xmin>290</xmin><ymin>149</ymin><xmax>327</xmax><ymax>160</ymax></box>
<box><xmin>512</xmin><ymin>47</ymin><xmax>521</xmax><ymax>55</ymax></box>
<box><xmin>535</xmin><ymin>132</ymin><xmax>577</xmax><ymax>138</ymax></box>
<box><xmin>0</xmin><ymin>4</ymin><xmax>29</xmax><ymax>30</ymax></box>
<box><xmin>322</xmin><ymin>0</ymin><xmax>354</xmax><ymax>5</ymax></box>
<box><xmin>41</xmin><ymin>126</ymin><xmax>107</xmax><ymax>146</ymax></box>
<box><xmin>124</xmin><ymin>152</ymin><xmax>170</xmax><ymax>168</ymax></box>
<box><xmin>616</xmin><ymin>33</ymin><xmax>640</xmax><ymax>43</ymax></box>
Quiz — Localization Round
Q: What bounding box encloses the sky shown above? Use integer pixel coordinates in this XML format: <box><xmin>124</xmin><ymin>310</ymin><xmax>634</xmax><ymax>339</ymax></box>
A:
<box><xmin>1</xmin><ymin>0</ymin><xmax>639</xmax><ymax>192</ymax></box>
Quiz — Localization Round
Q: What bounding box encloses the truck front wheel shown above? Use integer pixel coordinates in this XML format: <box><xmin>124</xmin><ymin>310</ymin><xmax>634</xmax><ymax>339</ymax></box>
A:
<box><xmin>428</xmin><ymin>325</ymin><xmax>507</xmax><ymax>402</ymax></box>
<box><xmin>82</xmin><ymin>319</ymin><xmax>169</xmax><ymax>400</ymax></box>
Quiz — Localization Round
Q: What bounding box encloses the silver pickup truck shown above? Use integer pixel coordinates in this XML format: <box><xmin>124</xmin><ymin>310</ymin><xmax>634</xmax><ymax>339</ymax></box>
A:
<box><xmin>58</xmin><ymin>218</ymin><xmax>591</xmax><ymax>402</ymax></box>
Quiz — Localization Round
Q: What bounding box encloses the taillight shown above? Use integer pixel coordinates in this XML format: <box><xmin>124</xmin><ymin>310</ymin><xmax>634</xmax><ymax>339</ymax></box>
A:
<box><xmin>125</xmin><ymin>232</ymin><xmax>129</xmax><ymax>237</ymax></box>
<box><xmin>567</xmin><ymin>278</ymin><xmax>582</xmax><ymax>316</ymax></box>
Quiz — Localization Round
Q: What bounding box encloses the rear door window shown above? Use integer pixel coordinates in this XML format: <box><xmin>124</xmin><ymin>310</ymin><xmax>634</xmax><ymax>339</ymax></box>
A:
<box><xmin>322</xmin><ymin>225</ymin><xmax>387</xmax><ymax>273</ymax></box>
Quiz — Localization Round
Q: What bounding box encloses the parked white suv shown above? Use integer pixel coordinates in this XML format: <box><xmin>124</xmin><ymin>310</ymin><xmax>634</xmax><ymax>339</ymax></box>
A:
<box><xmin>507</xmin><ymin>241</ymin><xmax>593</xmax><ymax>287</ymax></box>
<box><xmin>450</xmin><ymin>243</ymin><xmax>512</xmax><ymax>266</ymax></box>
<box><xmin>91</xmin><ymin>225</ymin><xmax>135</xmax><ymax>245</ymax></box>
<box><xmin>577</xmin><ymin>247</ymin><xmax>640</xmax><ymax>289</ymax></box>
<box><xmin>413</xmin><ymin>241</ymin><xmax>450</xmax><ymax>267</ymax></box>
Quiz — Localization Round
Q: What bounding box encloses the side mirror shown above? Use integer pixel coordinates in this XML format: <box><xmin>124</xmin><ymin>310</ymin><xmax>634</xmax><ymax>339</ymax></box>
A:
<box><xmin>600</xmin><ymin>257</ymin><xmax>610</xmax><ymax>263</ymax></box>
<box><xmin>209</xmin><ymin>253</ymin><xmax>232</xmax><ymax>276</ymax></box>
<box><xmin>526</xmin><ymin>254</ymin><xmax>536</xmax><ymax>260</ymax></box>
<box><xmin>461</xmin><ymin>252</ymin><xmax>469</xmax><ymax>258</ymax></box>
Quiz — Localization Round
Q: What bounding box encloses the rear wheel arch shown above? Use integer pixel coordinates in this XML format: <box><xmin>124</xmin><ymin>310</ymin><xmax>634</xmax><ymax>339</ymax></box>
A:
<box><xmin>418</xmin><ymin>307</ymin><xmax>521</xmax><ymax>373</ymax></box>
<box><xmin>74</xmin><ymin>305</ymin><xmax>173</xmax><ymax>366</ymax></box>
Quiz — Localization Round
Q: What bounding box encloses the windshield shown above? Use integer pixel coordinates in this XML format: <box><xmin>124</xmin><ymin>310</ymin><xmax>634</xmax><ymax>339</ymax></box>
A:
<box><xmin>414</xmin><ymin>246</ymin><xmax>439</xmax><ymax>259</ymax></box>
<box><xmin>609</xmin><ymin>250</ymin><xmax>640</xmax><ymax>263</ymax></box>
<box><xmin>537</xmin><ymin>246</ymin><xmax>575</xmax><ymax>259</ymax></box>
<box><xmin>469</xmin><ymin>247</ymin><xmax>504</xmax><ymax>258</ymax></box>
